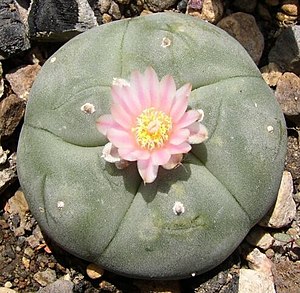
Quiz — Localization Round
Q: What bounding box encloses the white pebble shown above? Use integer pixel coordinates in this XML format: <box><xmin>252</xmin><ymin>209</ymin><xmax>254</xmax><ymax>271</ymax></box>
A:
<box><xmin>172</xmin><ymin>201</ymin><xmax>185</xmax><ymax>215</ymax></box>
<box><xmin>81</xmin><ymin>103</ymin><xmax>95</xmax><ymax>114</ymax></box>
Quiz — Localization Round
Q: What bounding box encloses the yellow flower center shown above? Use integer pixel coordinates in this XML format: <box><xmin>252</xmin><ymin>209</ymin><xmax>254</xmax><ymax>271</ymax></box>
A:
<box><xmin>132</xmin><ymin>107</ymin><xmax>172</xmax><ymax>150</ymax></box>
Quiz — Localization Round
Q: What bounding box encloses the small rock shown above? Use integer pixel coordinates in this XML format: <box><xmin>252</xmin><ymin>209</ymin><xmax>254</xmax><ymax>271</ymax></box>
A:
<box><xmin>86</xmin><ymin>263</ymin><xmax>104</xmax><ymax>279</ymax></box>
<box><xmin>269</xmin><ymin>25</ymin><xmax>300</xmax><ymax>75</ymax></box>
<box><xmin>26</xmin><ymin>235</ymin><xmax>41</xmax><ymax>249</ymax></box>
<box><xmin>276</xmin><ymin>11</ymin><xmax>298</xmax><ymax>26</ymax></box>
<box><xmin>233</xmin><ymin>0</ymin><xmax>257</xmax><ymax>13</ymax></box>
<box><xmin>0</xmin><ymin>94</ymin><xmax>26</xmax><ymax>137</ymax></box>
<box><xmin>187</xmin><ymin>0</ymin><xmax>224</xmax><ymax>24</ymax></box>
<box><xmin>259</xmin><ymin>171</ymin><xmax>297</xmax><ymax>228</ymax></box>
<box><xmin>102</xmin><ymin>13</ymin><xmax>112</xmax><ymax>23</ymax></box>
<box><xmin>24</xmin><ymin>246</ymin><xmax>35</xmax><ymax>258</ymax></box>
<box><xmin>5</xmin><ymin>64</ymin><xmax>41</xmax><ymax>100</ymax></box>
<box><xmin>0</xmin><ymin>0</ymin><xmax>31</xmax><ymax>59</ymax></box>
<box><xmin>6</xmin><ymin>190</ymin><xmax>29</xmax><ymax>216</ymax></box>
<box><xmin>281</xmin><ymin>0</ymin><xmax>299</xmax><ymax>16</ymax></box>
<box><xmin>0</xmin><ymin>152</ymin><xmax>17</xmax><ymax>194</ymax></box>
<box><xmin>144</xmin><ymin>0</ymin><xmax>177</xmax><ymax>12</ymax></box>
<box><xmin>0</xmin><ymin>146</ymin><xmax>9</xmax><ymax>165</ymax></box>
<box><xmin>275</xmin><ymin>72</ymin><xmax>300</xmax><ymax>117</ymax></box>
<box><xmin>265</xmin><ymin>248</ymin><xmax>275</xmax><ymax>258</ymax></box>
<box><xmin>22</xmin><ymin>256</ymin><xmax>30</xmax><ymax>269</ymax></box>
<box><xmin>260</xmin><ymin>62</ymin><xmax>283</xmax><ymax>87</ymax></box>
<box><xmin>33</xmin><ymin>269</ymin><xmax>57</xmax><ymax>287</ymax></box>
<box><xmin>98</xmin><ymin>0</ymin><xmax>112</xmax><ymax>13</ymax></box>
<box><xmin>238</xmin><ymin>269</ymin><xmax>275</xmax><ymax>293</ymax></box>
<box><xmin>217</xmin><ymin>12</ymin><xmax>264</xmax><ymax>64</ymax></box>
<box><xmin>109</xmin><ymin>1</ymin><xmax>121</xmax><ymax>19</ymax></box>
<box><xmin>246</xmin><ymin>227</ymin><xmax>275</xmax><ymax>250</ymax></box>
<box><xmin>245</xmin><ymin>248</ymin><xmax>274</xmax><ymax>278</ymax></box>
<box><xmin>116</xmin><ymin>0</ymin><xmax>130</xmax><ymax>4</ymax></box>
<box><xmin>4</xmin><ymin>282</ymin><xmax>12</xmax><ymax>288</ymax></box>
<box><xmin>37</xmin><ymin>279</ymin><xmax>73</xmax><ymax>293</ymax></box>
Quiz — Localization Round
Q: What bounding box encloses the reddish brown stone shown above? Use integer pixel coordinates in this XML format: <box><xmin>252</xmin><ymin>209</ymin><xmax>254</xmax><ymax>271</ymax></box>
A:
<box><xmin>0</xmin><ymin>94</ymin><xmax>26</xmax><ymax>137</ymax></box>
<box><xmin>5</xmin><ymin>64</ymin><xmax>41</xmax><ymax>100</ymax></box>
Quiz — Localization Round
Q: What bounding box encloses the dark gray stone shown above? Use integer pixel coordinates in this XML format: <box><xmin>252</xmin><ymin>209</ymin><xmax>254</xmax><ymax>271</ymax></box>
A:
<box><xmin>0</xmin><ymin>0</ymin><xmax>30</xmax><ymax>59</ymax></box>
<box><xmin>269</xmin><ymin>25</ymin><xmax>300</xmax><ymax>75</ymax></box>
<box><xmin>28</xmin><ymin>0</ymin><xmax>98</xmax><ymax>41</ymax></box>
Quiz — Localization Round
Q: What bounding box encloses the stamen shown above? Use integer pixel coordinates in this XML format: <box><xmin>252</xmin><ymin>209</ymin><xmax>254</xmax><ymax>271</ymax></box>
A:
<box><xmin>132</xmin><ymin>107</ymin><xmax>172</xmax><ymax>150</ymax></box>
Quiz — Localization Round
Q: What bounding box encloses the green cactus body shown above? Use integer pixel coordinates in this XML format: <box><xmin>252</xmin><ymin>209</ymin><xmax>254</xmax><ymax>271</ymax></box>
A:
<box><xmin>17</xmin><ymin>12</ymin><xmax>287</xmax><ymax>279</ymax></box>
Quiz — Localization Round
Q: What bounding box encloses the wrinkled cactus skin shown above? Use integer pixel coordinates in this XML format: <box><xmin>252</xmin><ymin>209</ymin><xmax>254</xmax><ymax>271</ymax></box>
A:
<box><xmin>17</xmin><ymin>12</ymin><xmax>287</xmax><ymax>279</ymax></box>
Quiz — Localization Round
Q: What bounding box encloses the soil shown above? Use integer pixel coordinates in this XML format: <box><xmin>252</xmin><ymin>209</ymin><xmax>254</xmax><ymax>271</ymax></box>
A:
<box><xmin>0</xmin><ymin>1</ymin><xmax>300</xmax><ymax>292</ymax></box>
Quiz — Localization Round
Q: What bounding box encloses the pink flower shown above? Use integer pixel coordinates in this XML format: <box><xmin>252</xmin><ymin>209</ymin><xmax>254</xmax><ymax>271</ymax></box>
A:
<box><xmin>96</xmin><ymin>67</ymin><xmax>208</xmax><ymax>184</ymax></box>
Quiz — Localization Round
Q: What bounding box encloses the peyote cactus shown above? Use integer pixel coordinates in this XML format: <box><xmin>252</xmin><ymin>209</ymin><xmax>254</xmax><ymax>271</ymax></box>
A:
<box><xmin>17</xmin><ymin>12</ymin><xmax>287</xmax><ymax>279</ymax></box>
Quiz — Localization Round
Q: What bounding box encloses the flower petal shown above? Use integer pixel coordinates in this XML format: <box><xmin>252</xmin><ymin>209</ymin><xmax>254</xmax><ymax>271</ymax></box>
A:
<box><xmin>151</xmin><ymin>148</ymin><xmax>171</xmax><ymax>165</ymax></box>
<box><xmin>175</xmin><ymin>109</ymin><xmax>200</xmax><ymax>129</ymax></box>
<box><xmin>111</xmin><ymin>103</ymin><xmax>133</xmax><ymax>129</ymax></box>
<box><xmin>145</xmin><ymin>67</ymin><xmax>160</xmax><ymax>108</ymax></box>
<box><xmin>166</xmin><ymin>142</ymin><xmax>192</xmax><ymax>154</ymax></box>
<box><xmin>170</xmin><ymin>83</ymin><xmax>192</xmax><ymax>122</ymax></box>
<box><xmin>159</xmin><ymin>74</ymin><xmax>176</xmax><ymax>114</ymax></box>
<box><xmin>118</xmin><ymin>147</ymin><xmax>150</xmax><ymax>161</ymax></box>
<box><xmin>111</xmin><ymin>84</ymin><xmax>141</xmax><ymax>116</ymax></box>
<box><xmin>107</xmin><ymin>128</ymin><xmax>135</xmax><ymax>148</ymax></box>
<box><xmin>168</xmin><ymin>128</ymin><xmax>190</xmax><ymax>145</ymax></box>
<box><xmin>162</xmin><ymin>154</ymin><xmax>183</xmax><ymax>170</ymax></box>
<box><xmin>187</xmin><ymin>122</ymin><xmax>209</xmax><ymax>144</ymax></box>
<box><xmin>96</xmin><ymin>114</ymin><xmax>116</xmax><ymax>136</ymax></box>
<box><xmin>137</xmin><ymin>158</ymin><xmax>159</xmax><ymax>184</ymax></box>
<box><xmin>130</xmin><ymin>69</ymin><xmax>151</xmax><ymax>109</ymax></box>
<box><xmin>101</xmin><ymin>142</ymin><xmax>120</xmax><ymax>163</ymax></box>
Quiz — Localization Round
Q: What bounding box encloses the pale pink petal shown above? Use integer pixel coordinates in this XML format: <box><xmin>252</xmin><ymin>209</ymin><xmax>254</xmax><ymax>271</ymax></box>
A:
<box><xmin>151</xmin><ymin>148</ymin><xmax>171</xmax><ymax>165</ymax></box>
<box><xmin>111</xmin><ymin>103</ymin><xmax>133</xmax><ymax>129</ymax></box>
<box><xmin>144</xmin><ymin>67</ymin><xmax>160</xmax><ymax>108</ymax></box>
<box><xmin>101</xmin><ymin>142</ymin><xmax>120</xmax><ymax>163</ymax></box>
<box><xmin>130</xmin><ymin>69</ymin><xmax>151</xmax><ymax>109</ymax></box>
<box><xmin>166</xmin><ymin>142</ymin><xmax>192</xmax><ymax>154</ymax></box>
<box><xmin>175</xmin><ymin>110</ymin><xmax>200</xmax><ymax>130</ymax></box>
<box><xmin>159</xmin><ymin>75</ymin><xmax>176</xmax><ymax>114</ymax></box>
<box><xmin>187</xmin><ymin>122</ymin><xmax>209</xmax><ymax>144</ymax></box>
<box><xmin>197</xmin><ymin>109</ymin><xmax>204</xmax><ymax>122</ymax></box>
<box><xmin>111</xmin><ymin>84</ymin><xmax>141</xmax><ymax>116</ymax></box>
<box><xmin>107</xmin><ymin>128</ymin><xmax>135</xmax><ymax>148</ymax></box>
<box><xmin>118</xmin><ymin>147</ymin><xmax>150</xmax><ymax>161</ymax></box>
<box><xmin>162</xmin><ymin>154</ymin><xmax>183</xmax><ymax>170</ymax></box>
<box><xmin>168</xmin><ymin>128</ymin><xmax>190</xmax><ymax>145</ymax></box>
<box><xmin>96</xmin><ymin>114</ymin><xmax>116</xmax><ymax>136</ymax></box>
<box><xmin>170</xmin><ymin>83</ymin><xmax>192</xmax><ymax>122</ymax></box>
<box><xmin>137</xmin><ymin>158</ymin><xmax>159</xmax><ymax>184</ymax></box>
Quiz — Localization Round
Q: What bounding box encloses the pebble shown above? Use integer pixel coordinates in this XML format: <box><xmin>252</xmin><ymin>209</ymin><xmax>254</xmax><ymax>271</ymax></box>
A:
<box><xmin>144</xmin><ymin>0</ymin><xmax>178</xmax><ymax>12</ymax></box>
<box><xmin>238</xmin><ymin>269</ymin><xmax>276</xmax><ymax>293</ymax></box>
<box><xmin>276</xmin><ymin>12</ymin><xmax>298</xmax><ymax>26</ymax></box>
<box><xmin>246</xmin><ymin>227</ymin><xmax>275</xmax><ymax>250</ymax></box>
<box><xmin>281</xmin><ymin>0</ymin><xmax>299</xmax><ymax>16</ymax></box>
<box><xmin>98</xmin><ymin>0</ymin><xmax>112</xmax><ymax>14</ymax></box>
<box><xmin>260</xmin><ymin>62</ymin><xmax>283</xmax><ymax>87</ymax></box>
<box><xmin>37</xmin><ymin>279</ymin><xmax>73</xmax><ymax>293</ymax></box>
<box><xmin>275</xmin><ymin>72</ymin><xmax>300</xmax><ymax>117</ymax></box>
<box><xmin>102</xmin><ymin>13</ymin><xmax>112</xmax><ymax>23</ymax></box>
<box><xmin>109</xmin><ymin>1</ymin><xmax>122</xmax><ymax>19</ymax></box>
<box><xmin>0</xmin><ymin>146</ymin><xmax>9</xmax><ymax>165</ymax></box>
<box><xmin>5</xmin><ymin>64</ymin><xmax>41</xmax><ymax>100</ymax></box>
<box><xmin>217</xmin><ymin>12</ymin><xmax>264</xmax><ymax>64</ymax></box>
<box><xmin>86</xmin><ymin>263</ymin><xmax>104</xmax><ymax>279</ymax></box>
<box><xmin>259</xmin><ymin>171</ymin><xmax>297</xmax><ymax>228</ymax></box>
<box><xmin>233</xmin><ymin>0</ymin><xmax>257</xmax><ymax>13</ymax></box>
<box><xmin>245</xmin><ymin>248</ymin><xmax>274</xmax><ymax>278</ymax></box>
<box><xmin>187</xmin><ymin>0</ymin><xmax>224</xmax><ymax>24</ymax></box>
<box><xmin>33</xmin><ymin>269</ymin><xmax>57</xmax><ymax>287</ymax></box>
<box><xmin>0</xmin><ymin>152</ymin><xmax>17</xmax><ymax>194</ymax></box>
<box><xmin>269</xmin><ymin>25</ymin><xmax>300</xmax><ymax>75</ymax></box>
<box><xmin>0</xmin><ymin>94</ymin><xmax>26</xmax><ymax>137</ymax></box>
